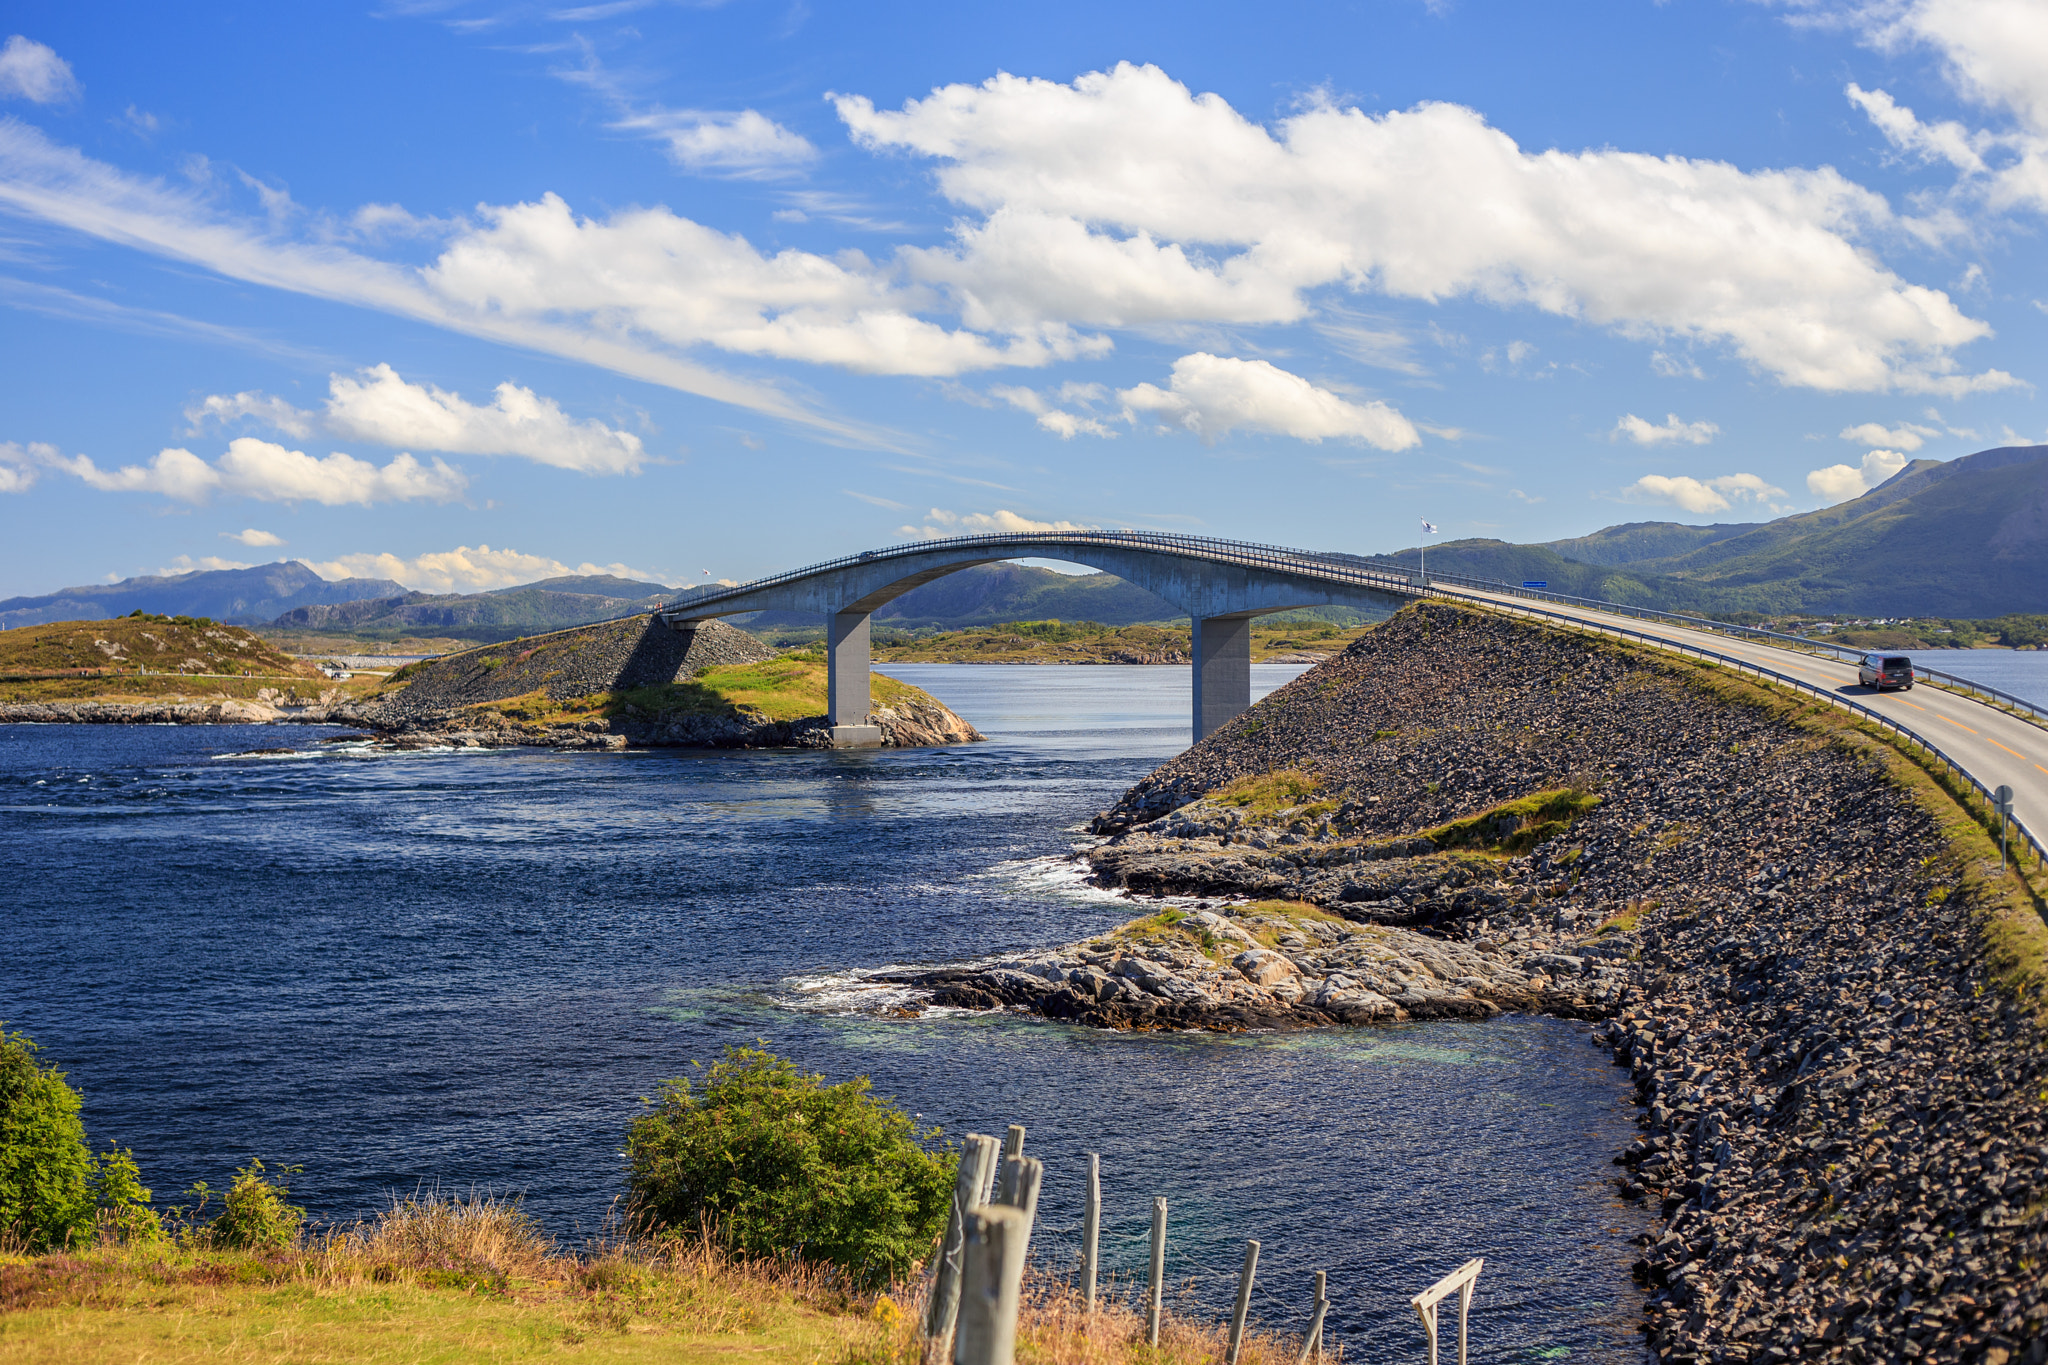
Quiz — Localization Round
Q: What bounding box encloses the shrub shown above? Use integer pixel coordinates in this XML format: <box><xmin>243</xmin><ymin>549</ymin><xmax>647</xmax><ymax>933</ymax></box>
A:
<box><xmin>0</xmin><ymin>1026</ymin><xmax>159</xmax><ymax>1250</ymax></box>
<box><xmin>192</xmin><ymin>1159</ymin><xmax>306</xmax><ymax>1250</ymax></box>
<box><xmin>625</xmin><ymin>1047</ymin><xmax>954</xmax><ymax>1286</ymax></box>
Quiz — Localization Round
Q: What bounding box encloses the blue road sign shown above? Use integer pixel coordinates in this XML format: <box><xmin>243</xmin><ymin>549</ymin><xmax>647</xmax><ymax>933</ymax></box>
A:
<box><xmin>1522</xmin><ymin>581</ymin><xmax>1548</xmax><ymax>589</ymax></box>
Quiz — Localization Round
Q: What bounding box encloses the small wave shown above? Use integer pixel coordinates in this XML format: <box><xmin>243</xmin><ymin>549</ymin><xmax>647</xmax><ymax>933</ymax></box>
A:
<box><xmin>773</xmin><ymin>967</ymin><xmax>943</xmax><ymax>1017</ymax></box>
<box><xmin>212</xmin><ymin>747</ymin><xmax>313</xmax><ymax>761</ymax></box>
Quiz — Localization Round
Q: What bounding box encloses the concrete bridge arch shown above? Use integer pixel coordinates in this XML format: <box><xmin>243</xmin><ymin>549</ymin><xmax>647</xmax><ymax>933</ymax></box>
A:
<box><xmin>659</xmin><ymin>532</ymin><xmax>1421</xmax><ymax>746</ymax></box>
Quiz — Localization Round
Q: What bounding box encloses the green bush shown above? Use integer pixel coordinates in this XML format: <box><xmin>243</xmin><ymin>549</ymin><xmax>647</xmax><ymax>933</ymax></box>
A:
<box><xmin>625</xmin><ymin>1046</ymin><xmax>954</xmax><ymax>1285</ymax></box>
<box><xmin>0</xmin><ymin>1026</ymin><xmax>160</xmax><ymax>1250</ymax></box>
<box><xmin>189</xmin><ymin>1159</ymin><xmax>306</xmax><ymax>1250</ymax></box>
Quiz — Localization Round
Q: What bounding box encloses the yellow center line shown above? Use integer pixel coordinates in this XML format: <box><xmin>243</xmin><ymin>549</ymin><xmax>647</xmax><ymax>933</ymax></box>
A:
<box><xmin>1897</xmin><ymin>701</ymin><xmax>1927</xmax><ymax>712</ymax></box>
<box><xmin>1938</xmin><ymin>714</ymin><xmax>1980</xmax><ymax>735</ymax></box>
<box><xmin>1982</xmin><ymin>737</ymin><xmax>2031</xmax><ymax>761</ymax></box>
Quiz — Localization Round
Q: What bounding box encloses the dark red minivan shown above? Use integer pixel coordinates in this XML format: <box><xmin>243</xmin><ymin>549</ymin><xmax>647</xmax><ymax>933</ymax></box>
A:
<box><xmin>1858</xmin><ymin>653</ymin><xmax>1915</xmax><ymax>691</ymax></box>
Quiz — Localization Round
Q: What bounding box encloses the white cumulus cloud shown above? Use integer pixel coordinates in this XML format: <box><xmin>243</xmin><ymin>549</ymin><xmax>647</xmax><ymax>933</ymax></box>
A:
<box><xmin>0</xmin><ymin>439</ymin><xmax>57</xmax><ymax>492</ymax></box>
<box><xmin>1839</xmin><ymin>420</ymin><xmax>1939</xmax><ymax>450</ymax></box>
<box><xmin>306</xmin><ymin>545</ymin><xmax>666</xmax><ymax>594</ymax></box>
<box><xmin>47</xmin><ymin>438</ymin><xmax>466</xmax><ymax>505</ymax></box>
<box><xmin>1614</xmin><ymin>412</ymin><xmax>1721</xmax><ymax>446</ymax></box>
<box><xmin>838</xmin><ymin>61</ymin><xmax>2010</xmax><ymax>394</ymax></box>
<box><xmin>222</xmin><ymin>528</ymin><xmax>286</xmax><ymax>547</ymax></box>
<box><xmin>898</xmin><ymin>508</ymin><xmax>1096</xmax><ymax>539</ymax></box>
<box><xmin>192</xmin><ymin>365</ymin><xmax>647</xmax><ymax>475</ymax></box>
<box><xmin>1831</xmin><ymin>0</ymin><xmax>2048</xmax><ymax>216</ymax></box>
<box><xmin>1624</xmin><ymin>472</ymin><xmax>1789</xmax><ymax>515</ymax></box>
<box><xmin>1807</xmin><ymin>448</ymin><xmax>1912</xmax><ymax>504</ymax></box>
<box><xmin>0</xmin><ymin>36</ymin><xmax>79</xmax><ymax>104</ymax></box>
<box><xmin>1117</xmin><ymin>353</ymin><xmax>1420</xmax><ymax>448</ymax></box>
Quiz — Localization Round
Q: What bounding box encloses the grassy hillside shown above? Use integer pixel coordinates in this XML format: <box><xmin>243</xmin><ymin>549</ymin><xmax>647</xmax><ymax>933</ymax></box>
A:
<box><xmin>0</xmin><ymin>614</ymin><xmax>335</xmax><ymax>702</ymax></box>
<box><xmin>277</xmin><ymin>584</ymin><xmax>676</xmax><ymax>643</ymax></box>
<box><xmin>1408</xmin><ymin>443</ymin><xmax>2048</xmax><ymax>617</ymax></box>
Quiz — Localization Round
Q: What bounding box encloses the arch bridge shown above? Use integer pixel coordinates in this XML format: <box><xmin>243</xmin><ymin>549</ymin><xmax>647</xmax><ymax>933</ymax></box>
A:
<box><xmin>658</xmin><ymin>531</ymin><xmax>1425</xmax><ymax>746</ymax></box>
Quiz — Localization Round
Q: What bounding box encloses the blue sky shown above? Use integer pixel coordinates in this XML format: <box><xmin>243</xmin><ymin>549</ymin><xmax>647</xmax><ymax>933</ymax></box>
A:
<box><xmin>1</xmin><ymin>0</ymin><xmax>2044</xmax><ymax>595</ymax></box>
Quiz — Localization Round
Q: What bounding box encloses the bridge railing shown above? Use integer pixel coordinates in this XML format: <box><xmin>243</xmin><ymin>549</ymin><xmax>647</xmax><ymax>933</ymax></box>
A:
<box><xmin>1456</xmin><ymin>591</ymin><xmax>2048</xmax><ymax>870</ymax></box>
<box><xmin>658</xmin><ymin>528</ymin><xmax>1427</xmax><ymax>617</ymax></box>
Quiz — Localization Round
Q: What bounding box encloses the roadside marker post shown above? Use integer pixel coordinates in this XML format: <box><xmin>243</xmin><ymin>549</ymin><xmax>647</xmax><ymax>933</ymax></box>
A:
<box><xmin>1995</xmin><ymin>785</ymin><xmax>2014</xmax><ymax>871</ymax></box>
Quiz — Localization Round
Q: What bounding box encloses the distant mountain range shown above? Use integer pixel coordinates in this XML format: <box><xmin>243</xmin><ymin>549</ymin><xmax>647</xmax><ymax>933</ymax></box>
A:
<box><xmin>1388</xmin><ymin>442</ymin><xmax>2048</xmax><ymax>618</ymax></box>
<box><xmin>6</xmin><ymin>442</ymin><xmax>2041</xmax><ymax>637</ymax></box>
<box><xmin>0</xmin><ymin>561</ymin><xmax>407</xmax><ymax>630</ymax></box>
<box><xmin>275</xmin><ymin>576</ymin><xmax>681</xmax><ymax>640</ymax></box>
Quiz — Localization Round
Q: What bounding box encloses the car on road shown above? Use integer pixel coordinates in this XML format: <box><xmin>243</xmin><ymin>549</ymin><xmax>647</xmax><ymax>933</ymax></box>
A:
<box><xmin>1858</xmin><ymin>653</ymin><xmax>1916</xmax><ymax>691</ymax></box>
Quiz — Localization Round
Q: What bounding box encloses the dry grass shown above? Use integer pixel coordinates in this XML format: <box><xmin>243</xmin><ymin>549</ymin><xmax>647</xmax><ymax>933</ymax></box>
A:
<box><xmin>836</xmin><ymin>1270</ymin><xmax>1310</xmax><ymax>1365</ymax></box>
<box><xmin>0</xmin><ymin>1194</ymin><xmax>1294</xmax><ymax>1365</ymax></box>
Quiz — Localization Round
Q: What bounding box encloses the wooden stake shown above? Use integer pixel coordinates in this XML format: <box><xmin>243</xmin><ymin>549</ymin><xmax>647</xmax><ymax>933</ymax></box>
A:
<box><xmin>1226</xmin><ymin>1239</ymin><xmax>1261</xmax><ymax>1365</ymax></box>
<box><xmin>1081</xmin><ymin>1154</ymin><xmax>1101</xmax><ymax>1314</ymax></box>
<box><xmin>995</xmin><ymin>1155</ymin><xmax>1042</xmax><ymax>1225</ymax></box>
<box><xmin>926</xmin><ymin>1133</ymin><xmax>1001</xmax><ymax>1353</ymax></box>
<box><xmin>1297</xmin><ymin>1271</ymin><xmax>1328</xmax><ymax>1365</ymax></box>
<box><xmin>954</xmin><ymin>1206</ymin><xmax>1028</xmax><ymax>1365</ymax></box>
<box><xmin>1146</xmin><ymin>1196</ymin><xmax>1167</xmax><ymax>1347</ymax></box>
<box><xmin>1003</xmin><ymin>1124</ymin><xmax>1025</xmax><ymax>1159</ymax></box>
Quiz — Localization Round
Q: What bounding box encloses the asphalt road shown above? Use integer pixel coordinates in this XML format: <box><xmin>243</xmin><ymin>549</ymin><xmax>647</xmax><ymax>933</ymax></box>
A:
<box><xmin>1442</xmin><ymin>586</ymin><xmax>2048</xmax><ymax>861</ymax></box>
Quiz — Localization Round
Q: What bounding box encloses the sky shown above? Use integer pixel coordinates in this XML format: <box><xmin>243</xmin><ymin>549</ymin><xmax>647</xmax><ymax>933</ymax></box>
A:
<box><xmin>1</xmin><ymin>0</ymin><xmax>2045</xmax><ymax>596</ymax></box>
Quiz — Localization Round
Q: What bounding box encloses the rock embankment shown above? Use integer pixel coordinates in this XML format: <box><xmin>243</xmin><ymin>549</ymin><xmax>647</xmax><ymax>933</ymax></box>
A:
<box><xmin>898</xmin><ymin>601</ymin><xmax>2048</xmax><ymax>1361</ymax></box>
<box><xmin>365</xmin><ymin>616</ymin><xmax>774</xmax><ymax>726</ymax></box>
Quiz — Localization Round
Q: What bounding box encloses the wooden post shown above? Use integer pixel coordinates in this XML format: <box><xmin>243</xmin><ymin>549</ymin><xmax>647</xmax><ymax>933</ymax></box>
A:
<box><xmin>926</xmin><ymin>1134</ymin><xmax>1001</xmax><ymax>1352</ymax></box>
<box><xmin>954</xmin><ymin>1206</ymin><xmax>1028</xmax><ymax>1365</ymax></box>
<box><xmin>1297</xmin><ymin>1271</ymin><xmax>1328</xmax><ymax>1365</ymax></box>
<box><xmin>1081</xmin><ymin>1154</ymin><xmax>1101</xmax><ymax>1314</ymax></box>
<box><xmin>1146</xmin><ymin>1197</ymin><xmax>1167</xmax><ymax>1347</ymax></box>
<box><xmin>1410</xmin><ymin>1258</ymin><xmax>1483</xmax><ymax>1365</ymax></box>
<box><xmin>1003</xmin><ymin>1124</ymin><xmax>1025</xmax><ymax>1159</ymax></box>
<box><xmin>994</xmin><ymin>1155</ymin><xmax>1043</xmax><ymax>1244</ymax></box>
<box><xmin>1226</xmin><ymin>1239</ymin><xmax>1260</xmax><ymax>1365</ymax></box>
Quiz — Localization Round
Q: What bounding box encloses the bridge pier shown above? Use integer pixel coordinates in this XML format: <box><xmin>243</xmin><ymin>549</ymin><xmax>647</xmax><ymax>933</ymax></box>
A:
<box><xmin>1192</xmin><ymin>614</ymin><xmax>1254</xmax><ymax>742</ymax></box>
<box><xmin>826</xmin><ymin>610</ymin><xmax>883</xmax><ymax>748</ymax></box>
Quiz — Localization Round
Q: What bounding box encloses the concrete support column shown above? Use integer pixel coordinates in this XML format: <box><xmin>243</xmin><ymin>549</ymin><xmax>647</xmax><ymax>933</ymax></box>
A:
<box><xmin>826</xmin><ymin>610</ymin><xmax>883</xmax><ymax>748</ymax></box>
<box><xmin>1192</xmin><ymin>615</ymin><xmax>1253</xmax><ymax>743</ymax></box>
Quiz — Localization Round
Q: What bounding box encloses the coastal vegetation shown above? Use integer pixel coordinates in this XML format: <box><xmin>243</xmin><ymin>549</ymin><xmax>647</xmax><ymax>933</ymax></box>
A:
<box><xmin>624</xmin><ymin>1047</ymin><xmax>953</xmax><ymax>1285</ymax></box>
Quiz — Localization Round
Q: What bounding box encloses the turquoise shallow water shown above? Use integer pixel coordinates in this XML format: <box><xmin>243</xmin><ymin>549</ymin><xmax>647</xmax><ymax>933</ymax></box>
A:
<box><xmin>1</xmin><ymin>664</ymin><xmax>1651</xmax><ymax>1361</ymax></box>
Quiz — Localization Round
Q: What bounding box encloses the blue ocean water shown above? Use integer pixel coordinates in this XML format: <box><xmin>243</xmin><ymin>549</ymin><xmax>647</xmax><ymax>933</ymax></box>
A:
<box><xmin>0</xmin><ymin>664</ymin><xmax>1650</xmax><ymax>1361</ymax></box>
<box><xmin>1912</xmin><ymin>649</ymin><xmax>2048</xmax><ymax>708</ymax></box>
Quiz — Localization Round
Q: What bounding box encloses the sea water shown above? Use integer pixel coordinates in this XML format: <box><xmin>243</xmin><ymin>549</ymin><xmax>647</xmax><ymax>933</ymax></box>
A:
<box><xmin>1</xmin><ymin>664</ymin><xmax>1650</xmax><ymax>1361</ymax></box>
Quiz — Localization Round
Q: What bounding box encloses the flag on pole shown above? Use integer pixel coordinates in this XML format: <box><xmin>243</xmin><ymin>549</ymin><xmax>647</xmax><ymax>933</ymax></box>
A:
<box><xmin>1420</xmin><ymin>520</ymin><xmax>1438</xmax><ymax>534</ymax></box>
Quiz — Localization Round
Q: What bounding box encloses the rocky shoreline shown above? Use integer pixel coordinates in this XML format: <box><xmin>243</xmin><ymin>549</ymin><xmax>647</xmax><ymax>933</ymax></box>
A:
<box><xmin>874</xmin><ymin>603</ymin><xmax>2047</xmax><ymax>1363</ymax></box>
<box><xmin>2</xmin><ymin>616</ymin><xmax>985</xmax><ymax>751</ymax></box>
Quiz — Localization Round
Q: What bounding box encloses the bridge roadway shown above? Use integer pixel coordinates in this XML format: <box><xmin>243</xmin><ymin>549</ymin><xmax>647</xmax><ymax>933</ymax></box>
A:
<box><xmin>659</xmin><ymin>530</ymin><xmax>2043</xmax><ymax>862</ymax></box>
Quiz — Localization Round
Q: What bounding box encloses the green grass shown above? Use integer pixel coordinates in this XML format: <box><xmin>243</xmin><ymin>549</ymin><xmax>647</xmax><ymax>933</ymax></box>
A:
<box><xmin>436</xmin><ymin>662</ymin><xmax>934</xmax><ymax>729</ymax></box>
<box><xmin>1421</xmin><ymin>787</ymin><xmax>1603</xmax><ymax>856</ymax></box>
<box><xmin>1212</xmin><ymin>769</ymin><xmax>1322</xmax><ymax>816</ymax></box>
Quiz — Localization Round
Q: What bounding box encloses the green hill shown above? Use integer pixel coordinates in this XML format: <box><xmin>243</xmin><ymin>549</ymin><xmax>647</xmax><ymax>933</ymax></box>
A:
<box><xmin>1402</xmin><ymin>443</ymin><xmax>2048</xmax><ymax>617</ymax></box>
